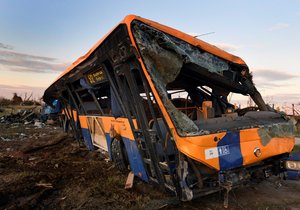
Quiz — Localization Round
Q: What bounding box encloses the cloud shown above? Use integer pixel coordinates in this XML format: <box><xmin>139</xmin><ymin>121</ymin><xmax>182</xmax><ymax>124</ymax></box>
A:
<box><xmin>0</xmin><ymin>42</ymin><xmax>13</xmax><ymax>50</ymax></box>
<box><xmin>269</xmin><ymin>22</ymin><xmax>289</xmax><ymax>31</ymax></box>
<box><xmin>213</xmin><ymin>43</ymin><xmax>241</xmax><ymax>52</ymax></box>
<box><xmin>0</xmin><ymin>44</ymin><xmax>69</xmax><ymax>74</ymax></box>
<box><xmin>253</xmin><ymin>69</ymin><xmax>298</xmax><ymax>81</ymax></box>
<box><xmin>273</xmin><ymin>93</ymin><xmax>300</xmax><ymax>100</ymax></box>
<box><xmin>0</xmin><ymin>84</ymin><xmax>45</xmax><ymax>90</ymax></box>
<box><xmin>251</xmin><ymin>69</ymin><xmax>299</xmax><ymax>91</ymax></box>
<box><xmin>254</xmin><ymin>81</ymin><xmax>286</xmax><ymax>89</ymax></box>
<box><xmin>0</xmin><ymin>84</ymin><xmax>45</xmax><ymax>99</ymax></box>
<box><xmin>264</xmin><ymin>94</ymin><xmax>300</xmax><ymax>106</ymax></box>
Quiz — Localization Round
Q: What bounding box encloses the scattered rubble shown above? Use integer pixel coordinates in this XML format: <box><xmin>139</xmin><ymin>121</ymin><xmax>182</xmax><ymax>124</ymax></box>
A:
<box><xmin>33</xmin><ymin>121</ymin><xmax>44</xmax><ymax>128</ymax></box>
<box><xmin>0</xmin><ymin>106</ymin><xmax>60</xmax><ymax>142</ymax></box>
<box><xmin>0</xmin><ymin>106</ymin><xmax>62</xmax><ymax>143</ymax></box>
<box><xmin>0</xmin><ymin>108</ymin><xmax>40</xmax><ymax>124</ymax></box>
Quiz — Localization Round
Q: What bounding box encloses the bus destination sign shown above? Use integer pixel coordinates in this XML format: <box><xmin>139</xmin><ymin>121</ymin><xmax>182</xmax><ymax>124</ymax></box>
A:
<box><xmin>86</xmin><ymin>68</ymin><xmax>106</xmax><ymax>85</ymax></box>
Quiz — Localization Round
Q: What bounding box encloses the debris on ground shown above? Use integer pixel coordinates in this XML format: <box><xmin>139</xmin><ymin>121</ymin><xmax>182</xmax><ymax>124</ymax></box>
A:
<box><xmin>0</xmin><ymin>108</ymin><xmax>40</xmax><ymax>124</ymax></box>
<box><xmin>0</xmin><ymin>123</ymin><xmax>159</xmax><ymax>209</ymax></box>
<box><xmin>1</xmin><ymin>110</ymin><xmax>300</xmax><ymax>209</ymax></box>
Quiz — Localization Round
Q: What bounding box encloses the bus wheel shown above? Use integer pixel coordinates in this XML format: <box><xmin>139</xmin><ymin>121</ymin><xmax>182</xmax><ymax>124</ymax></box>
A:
<box><xmin>111</xmin><ymin>139</ymin><xmax>129</xmax><ymax>172</ymax></box>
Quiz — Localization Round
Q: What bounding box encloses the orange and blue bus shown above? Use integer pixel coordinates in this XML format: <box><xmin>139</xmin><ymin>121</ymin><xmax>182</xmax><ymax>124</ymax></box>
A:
<box><xmin>43</xmin><ymin>15</ymin><xmax>299</xmax><ymax>203</ymax></box>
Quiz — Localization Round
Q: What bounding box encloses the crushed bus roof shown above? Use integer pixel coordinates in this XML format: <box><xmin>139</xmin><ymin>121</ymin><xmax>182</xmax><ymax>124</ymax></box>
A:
<box><xmin>44</xmin><ymin>15</ymin><xmax>247</xmax><ymax>102</ymax></box>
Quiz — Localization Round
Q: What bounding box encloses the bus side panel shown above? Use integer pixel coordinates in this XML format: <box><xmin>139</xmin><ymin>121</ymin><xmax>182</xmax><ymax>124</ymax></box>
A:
<box><xmin>79</xmin><ymin>116</ymin><xmax>94</xmax><ymax>151</ymax></box>
<box><xmin>81</xmin><ymin>128</ymin><xmax>94</xmax><ymax>151</ymax></box>
<box><xmin>122</xmin><ymin>137</ymin><xmax>149</xmax><ymax>182</ymax></box>
<box><xmin>105</xmin><ymin>133</ymin><xmax>112</xmax><ymax>159</ymax></box>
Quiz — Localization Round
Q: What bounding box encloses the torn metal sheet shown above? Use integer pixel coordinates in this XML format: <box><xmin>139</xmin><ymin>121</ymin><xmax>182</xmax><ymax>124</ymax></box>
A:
<box><xmin>258</xmin><ymin>119</ymin><xmax>296</xmax><ymax>146</ymax></box>
<box><xmin>132</xmin><ymin>22</ymin><xmax>231</xmax><ymax>135</ymax></box>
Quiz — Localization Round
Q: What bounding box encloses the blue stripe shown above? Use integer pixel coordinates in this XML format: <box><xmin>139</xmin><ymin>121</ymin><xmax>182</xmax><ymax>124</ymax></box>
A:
<box><xmin>287</xmin><ymin>170</ymin><xmax>300</xmax><ymax>180</ymax></box>
<box><xmin>122</xmin><ymin>137</ymin><xmax>149</xmax><ymax>182</ymax></box>
<box><xmin>218</xmin><ymin>131</ymin><xmax>243</xmax><ymax>171</ymax></box>
<box><xmin>81</xmin><ymin>127</ymin><xmax>148</xmax><ymax>182</ymax></box>
<box><xmin>287</xmin><ymin>151</ymin><xmax>300</xmax><ymax>180</ymax></box>
<box><xmin>81</xmin><ymin>128</ymin><xmax>94</xmax><ymax>151</ymax></box>
<box><xmin>288</xmin><ymin>151</ymin><xmax>300</xmax><ymax>161</ymax></box>
<box><xmin>105</xmin><ymin>133</ymin><xmax>112</xmax><ymax>159</ymax></box>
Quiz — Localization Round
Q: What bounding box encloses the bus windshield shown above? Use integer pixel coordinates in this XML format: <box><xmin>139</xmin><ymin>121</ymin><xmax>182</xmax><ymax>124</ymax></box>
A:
<box><xmin>131</xmin><ymin>20</ymin><xmax>287</xmax><ymax>136</ymax></box>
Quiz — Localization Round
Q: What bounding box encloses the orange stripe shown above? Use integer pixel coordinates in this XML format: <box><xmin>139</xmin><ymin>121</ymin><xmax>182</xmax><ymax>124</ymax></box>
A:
<box><xmin>79</xmin><ymin>115</ymin><xmax>89</xmax><ymax>129</ymax></box>
<box><xmin>83</xmin><ymin>116</ymin><xmax>137</xmax><ymax>140</ymax></box>
<box><xmin>79</xmin><ymin>115</ymin><xmax>88</xmax><ymax>129</ymax></box>
<box><xmin>72</xmin><ymin>110</ymin><xmax>78</xmax><ymax>122</ymax></box>
<box><xmin>174</xmin><ymin>132</ymin><xmax>226</xmax><ymax>170</ymax></box>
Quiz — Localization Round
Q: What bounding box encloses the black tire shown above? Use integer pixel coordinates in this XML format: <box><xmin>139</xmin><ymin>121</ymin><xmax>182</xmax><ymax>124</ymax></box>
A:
<box><xmin>111</xmin><ymin>139</ymin><xmax>129</xmax><ymax>172</ymax></box>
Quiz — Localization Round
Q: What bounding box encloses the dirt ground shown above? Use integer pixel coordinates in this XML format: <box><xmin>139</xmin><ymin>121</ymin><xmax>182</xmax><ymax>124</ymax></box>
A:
<box><xmin>1</xmin><ymin>122</ymin><xmax>300</xmax><ymax>209</ymax></box>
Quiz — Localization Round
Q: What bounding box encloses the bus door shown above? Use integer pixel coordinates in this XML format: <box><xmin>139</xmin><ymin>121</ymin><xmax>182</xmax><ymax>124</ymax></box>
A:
<box><xmin>104</xmin><ymin>61</ymin><xmax>179</xmax><ymax>194</ymax></box>
<box><xmin>86</xmin><ymin>116</ymin><xmax>108</xmax><ymax>151</ymax></box>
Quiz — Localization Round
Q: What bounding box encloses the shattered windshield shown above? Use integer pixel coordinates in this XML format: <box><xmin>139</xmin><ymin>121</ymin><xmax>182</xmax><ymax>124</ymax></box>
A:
<box><xmin>131</xmin><ymin>21</ymin><xmax>291</xmax><ymax>136</ymax></box>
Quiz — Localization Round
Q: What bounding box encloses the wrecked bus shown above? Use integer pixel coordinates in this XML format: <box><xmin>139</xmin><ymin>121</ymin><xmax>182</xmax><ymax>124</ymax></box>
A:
<box><xmin>43</xmin><ymin>15</ymin><xmax>299</xmax><ymax>203</ymax></box>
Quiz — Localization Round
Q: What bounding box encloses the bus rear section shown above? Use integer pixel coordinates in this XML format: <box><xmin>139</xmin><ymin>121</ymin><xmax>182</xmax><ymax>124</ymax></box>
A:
<box><xmin>43</xmin><ymin>15</ymin><xmax>300</xmax><ymax>203</ymax></box>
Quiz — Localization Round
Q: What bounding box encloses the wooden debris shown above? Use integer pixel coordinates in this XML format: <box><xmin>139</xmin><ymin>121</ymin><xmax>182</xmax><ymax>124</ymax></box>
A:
<box><xmin>124</xmin><ymin>171</ymin><xmax>134</xmax><ymax>189</ymax></box>
<box><xmin>35</xmin><ymin>183</ymin><xmax>53</xmax><ymax>188</ymax></box>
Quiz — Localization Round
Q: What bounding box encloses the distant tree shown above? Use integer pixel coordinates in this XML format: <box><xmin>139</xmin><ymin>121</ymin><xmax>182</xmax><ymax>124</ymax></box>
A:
<box><xmin>12</xmin><ymin>93</ymin><xmax>23</xmax><ymax>104</ymax></box>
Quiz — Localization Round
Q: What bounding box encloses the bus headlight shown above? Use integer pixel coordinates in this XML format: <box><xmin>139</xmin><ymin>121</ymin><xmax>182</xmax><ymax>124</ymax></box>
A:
<box><xmin>254</xmin><ymin>147</ymin><xmax>262</xmax><ymax>157</ymax></box>
<box><xmin>285</xmin><ymin>160</ymin><xmax>300</xmax><ymax>171</ymax></box>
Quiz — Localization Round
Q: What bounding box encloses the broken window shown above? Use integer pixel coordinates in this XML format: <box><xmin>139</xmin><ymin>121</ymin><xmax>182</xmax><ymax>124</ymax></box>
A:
<box><xmin>67</xmin><ymin>67</ymin><xmax>114</xmax><ymax>116</ymax></box>
<box><xmin>132</xmin><ymin>21</ymin><xmax>294</xmax><ymax>137</ymax></box>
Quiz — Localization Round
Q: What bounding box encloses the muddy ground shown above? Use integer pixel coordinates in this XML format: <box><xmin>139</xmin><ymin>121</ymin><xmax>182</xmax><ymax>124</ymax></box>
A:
<box><xmin>0</xmin><ymin>122</ymin><xmax>300</xmax><ymax>209</ymax></box>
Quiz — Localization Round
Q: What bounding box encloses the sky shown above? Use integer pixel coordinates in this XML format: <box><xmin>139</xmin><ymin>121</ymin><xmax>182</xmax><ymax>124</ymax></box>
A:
<box><xmin>0</xmin><ymin>0</ymin><xmax>299</xmax><ymax>109</ymax></box>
